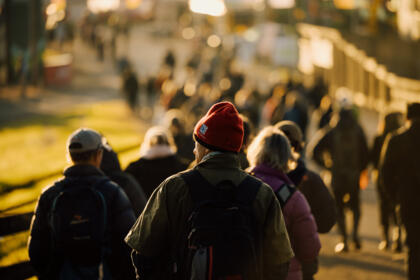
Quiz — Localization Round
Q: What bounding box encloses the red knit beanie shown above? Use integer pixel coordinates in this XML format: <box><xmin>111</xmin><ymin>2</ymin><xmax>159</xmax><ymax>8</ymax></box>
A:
<box><xmin>194</xmin><ymin>102</ymin><xmax>244</xmax><ymax>153</ymax></box>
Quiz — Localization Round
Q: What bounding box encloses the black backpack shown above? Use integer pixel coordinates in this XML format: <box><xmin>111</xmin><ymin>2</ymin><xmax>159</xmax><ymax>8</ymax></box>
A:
<box><xmin>180</xmin><ymin>170</ymin><xmax>261</xmax><ymax>280</ymax></box>
<box><xmin>49</xmin><ymin>178</ymin><xmax>111</xmax><ymax>280</ymax></box>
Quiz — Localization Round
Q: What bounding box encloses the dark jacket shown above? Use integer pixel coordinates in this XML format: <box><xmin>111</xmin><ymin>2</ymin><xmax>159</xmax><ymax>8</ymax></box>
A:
<box><xmin>173</xmin><ymin>133</ymin><xmax>195</xmax><ymax>162</ymax></box>
<box><xmin>380</xmin><ymin>120</ymin><xmax>420</xmax><ymax>245</ymax></box>
<box><xmin>370</xmin><ymin>112</ymin><xmax>404</xmax><ymax>169</ymax></box>
<box><xmin>28</xmin><ymin>164</ymin><xmax>136</xmax><ymax>280</ymax></box>
<box><xmin>309</xmin><ymin>109</ymin><xmax>369</xmax><ymax>191</ymax></box>
<box><xmin>288</xmin><ymin>159</ymin><xmax>336</xmax><ymax>233</ymax></box>
<box><xmin>101</xmin><ymin>148</ymin><xmax>147</xmax><ymax>216</ymax></box>
<box><xmin>125</xmin><ymin>152</ymin><xmax>294</xmax><ymax>280</ymax></box>
<box><xmin>125</xmin><ymin>154</ymin><xmax>187</xmax><ymax>198</ymax></box>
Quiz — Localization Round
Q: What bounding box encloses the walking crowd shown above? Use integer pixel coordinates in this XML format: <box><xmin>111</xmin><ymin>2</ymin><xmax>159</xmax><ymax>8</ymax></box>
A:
<box><xmin>27</xmin><ymin>46</ymin><xmax>420</xmax><ymax>280</ymax></box>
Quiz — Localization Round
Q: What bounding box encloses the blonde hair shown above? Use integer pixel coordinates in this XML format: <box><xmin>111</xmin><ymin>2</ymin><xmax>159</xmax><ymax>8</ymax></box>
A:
<box><xmin>139</xmin><ymin>126</ymin><xmax>177</xmax><ymax>157</ymax></box>
<box><xmin>247</xmin><ymin>126</ymin><xmax>295</xmax><ymax>172</ymax></box>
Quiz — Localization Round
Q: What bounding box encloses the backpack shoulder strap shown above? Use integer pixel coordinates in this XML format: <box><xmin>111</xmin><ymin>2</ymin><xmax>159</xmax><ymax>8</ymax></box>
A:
<box><xmin>90</xmin><ymin>178</ymin><xmax>109</xmax><ymax>235</ymax></box>
<box><xmin>50</xmin><ymin>177</ymin><xmax>110</xmax><ymax>238</ymax></box>
<box><xmin>181</xmin><ymin>169</ymin><xmax>215</xmax><ymax>206</ymax></box>
<box><xmin>235</xmin><ymin>175</ymin><xmax>261</xmax><ymax>206</ymax></box>
<box><xmin>274</xmin><ymin>183</ymin><xmax>296</xmax><ymax>208</ymax></box>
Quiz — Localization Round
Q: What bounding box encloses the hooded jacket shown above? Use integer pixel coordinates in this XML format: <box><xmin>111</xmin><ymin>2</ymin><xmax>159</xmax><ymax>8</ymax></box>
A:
<box><xmin>288</xmin><ymin>159</ymin><xmax>336</xmax><ymax>234</ymax></box>
<box><xmin>125</xmin><ymin>152</ymin><xmax>294</xmax><ymax>280</ymax></box>
<box><xmin>251</xmin><ymin>164</ymin><xmax>321</xmax><ymax>280</ymax></box>
<box><xmin>101</xmin><ymin>147</ymin><xmax>147</xmax><ymax>216</ymax></box>
<box><xmin>125</xmin><ymin>146</ymin><xmax>187</xmax><ymax>198</ymax></box>
<box><xmin>309</xmin><ymin>109</ymin><xmax>369</xmax><ymax>190</ymax></box>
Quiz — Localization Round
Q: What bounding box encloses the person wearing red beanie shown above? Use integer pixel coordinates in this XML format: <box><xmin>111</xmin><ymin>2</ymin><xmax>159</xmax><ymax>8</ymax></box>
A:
<box><xmin>126</xmin><ymin>101</ymin><xmax>293</xmax><ymax>280</ymax></box>
<box><xmin>193</xmin><ymin>102</ymin><xmax>244</xmax><ymax>160</ymax></box>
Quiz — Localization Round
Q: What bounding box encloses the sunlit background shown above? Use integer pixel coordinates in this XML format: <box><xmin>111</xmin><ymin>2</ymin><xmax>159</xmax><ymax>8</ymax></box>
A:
<box><xmin>0</xmin><ymin>0</ymin><xmax>419</xmax><ymax>279</ymax></box>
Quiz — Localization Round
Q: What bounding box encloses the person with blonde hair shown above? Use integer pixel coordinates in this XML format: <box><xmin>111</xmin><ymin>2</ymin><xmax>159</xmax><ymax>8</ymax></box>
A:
<box><xmin>248</xmin><ymin>126</ymin><xmax>320</xmax><ymax>280</ymax></box>
<box><xmin>125</xmin><ymin>126</ymin><xmax>187</xmax><ymax>197</ymax></box>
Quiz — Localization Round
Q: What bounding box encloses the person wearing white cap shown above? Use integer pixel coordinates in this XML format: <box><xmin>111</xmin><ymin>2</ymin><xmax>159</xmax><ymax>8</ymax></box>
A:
<box><xmin>28</xmin><ymin>128</ymin><xmax>136</xmax><ymax>280</ymax></box>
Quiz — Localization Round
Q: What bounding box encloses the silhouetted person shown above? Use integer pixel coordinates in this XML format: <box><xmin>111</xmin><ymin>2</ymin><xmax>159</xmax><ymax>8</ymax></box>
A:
<box><xmin>276</xmin><ymin>121</ymin><xmax>336</xmax><ymax>234</ymax></box>
<box><xmin>380</xmin><ymin>103</ymin><xmax>420</xmax><ymax>280</ymax></box>
<box><xmin>28</xmin><ymin>128</ymin><xmax>136</xmax><ymax>279</ymax></box>
<box><xmin>122</xmin><ymin>67</ymin><xmax>139</xmax><ymax>112</ymax></box>
<box><xmin>164</xmin><ymin>49</ymin><xmax>176</xmax><ymax>69</ymax></box>
<box><xmin>165</xmin><ymin>110</ymin><xmax>195</xmax><ymax>163</ymax></box>
<box><xmin>370</xmin><ymin>112</ymin><xmax>404</xmax><ymax>251</ymax></box>
<box><xmin>100</xmin><ymin>142</ymin><xmax>147</xmax><ymax>216</ymax></box>
<box><xmin>125</xmin><ymin>126</ymin><xmax>187</xmax><ymax>198</ymax></box>
<box><xmin>309</xmin><ymin>107</ymin><xmax>369</xmax><ymax>252</ymax></box>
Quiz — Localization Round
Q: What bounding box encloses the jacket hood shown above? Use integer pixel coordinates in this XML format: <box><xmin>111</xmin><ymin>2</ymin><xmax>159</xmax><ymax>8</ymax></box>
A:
<box><xmin>141</xmin><ymin>145</ymin><xmax>175</xmax><ymax>160</ymax></box>
<box><xmin>100</xmin><ymin>147</ymin><xmax>121</xmax><ymax>175</ymax></box>
<box><xmin>251</xmin><ymin>164</ymin><xmax>293</xmax><ymax>192</ymax></box>
<box><xmin>336</xmin><ymin>109</ymin><xmax>357</xmax><ymax>129</ymax></box>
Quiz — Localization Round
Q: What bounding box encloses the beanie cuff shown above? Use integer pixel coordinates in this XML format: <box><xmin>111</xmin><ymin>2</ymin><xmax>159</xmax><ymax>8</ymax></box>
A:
<box><xmin>194</xmin><ymin>134</ymin><xmax>238</xmax><ymax>153</ymax></box>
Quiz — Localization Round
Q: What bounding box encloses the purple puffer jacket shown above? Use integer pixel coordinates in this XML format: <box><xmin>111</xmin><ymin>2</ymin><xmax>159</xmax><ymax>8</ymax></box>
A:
<box><xmin>251</xmin><ymin>164</ymin><xmax>321</xmax><ymax>280</ymax></box>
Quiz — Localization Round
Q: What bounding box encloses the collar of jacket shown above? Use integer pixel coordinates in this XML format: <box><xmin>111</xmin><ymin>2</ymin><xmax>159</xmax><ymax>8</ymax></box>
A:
<box><xmin>287</xmin><ymin>158</ymin><xmax>307</xmax><ymax>186</ymax></box>
<box><xmin>251</xmin><ymin>164</ymin><xmax>293</xmax><ymax>185</ymax></box>
<box><xmin>197</xmin><ymin>151</ymin><xmax>240</xmax><ymax>169</ymax></box>
<box><xmin>64</xmin><ymin>164</ymin><xmax>105</xmax><ymax>178</ymax></box>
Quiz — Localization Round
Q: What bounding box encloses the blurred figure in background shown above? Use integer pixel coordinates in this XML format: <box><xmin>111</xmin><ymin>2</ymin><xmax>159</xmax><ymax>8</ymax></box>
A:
<box><xmin>317</xmin><ymin>95</ymin><xmax>334</xmax><ymax>129</ymax></box>
<box><xmin>380</xmin><ymin>103</ymin><xmax>420</xmax><ymax>280</ymax></box>
<box><xmin>234</xmin><ymin>88</ymin><xmax>262</xmax><ymax>129</ymax></box>
<box><xmin>238</xmin><ymin>114</ymin><xmax>253</xmax><ymax>170</ymax></box>
<box><xmin>307</xmin><ymin>76</ymin><xmax>328</xmax><ymax>110</ymax></box>
<box><xmin>248</xmin><ymin>126</ymin><xmax>320</xmax><ymax>280</ymax></box>
<box><xmin>125</xmin><ymin>126</ymin><xmax>187</xmax><ymax>198</ymax></box>
<box><xmin>370</xmin><ymin>112</ymin><xmax>404</xmax><ymax>251</ymax></box>
<box><xmin>100</xmin><ymin>140</ymin><xmax>147</xmax><ymax>216</ymax></box>
<box><xmin>276</xmin><ymin>121</ymin><xmax>336</xmax><ymax>234</ymax></box>
<box><xmin>308</xmin><ymin>107</ymin><xmax>369</xmax><ymax>253</ymax></box>
<box><xmin>163</xmin><ymin>49</ymin><xmax>176</xmax><ymax>70</ymax></box>
<box><xmin>97</xmin><ymin>36</ymin><xmax>105</xmax><ymax>62</ymax></box>
<box><xmin>164</xmin><ymin>109</ymin><xmax>195</xmax><ymax>163</ymax></box>
<box><xmin>261</xmin><ymin>84</ymin><xmax>286</xmax><ymax>127</ymax></box>
<box><xmin>122</xmin><ymin>66</ymin><xmax>139</xmax><ymax>113</ymax></box>
<box><xmin>282</xmin><ymin>91</ymin><xmax>309</xmax><ymax>140</ymax></box>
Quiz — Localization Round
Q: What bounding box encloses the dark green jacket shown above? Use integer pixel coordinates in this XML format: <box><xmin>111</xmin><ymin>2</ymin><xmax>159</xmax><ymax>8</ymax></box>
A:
<box><xmin>125</xmin><ymin>152</ymin><xmax>293</xmax><ymax>280</ymax></box>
